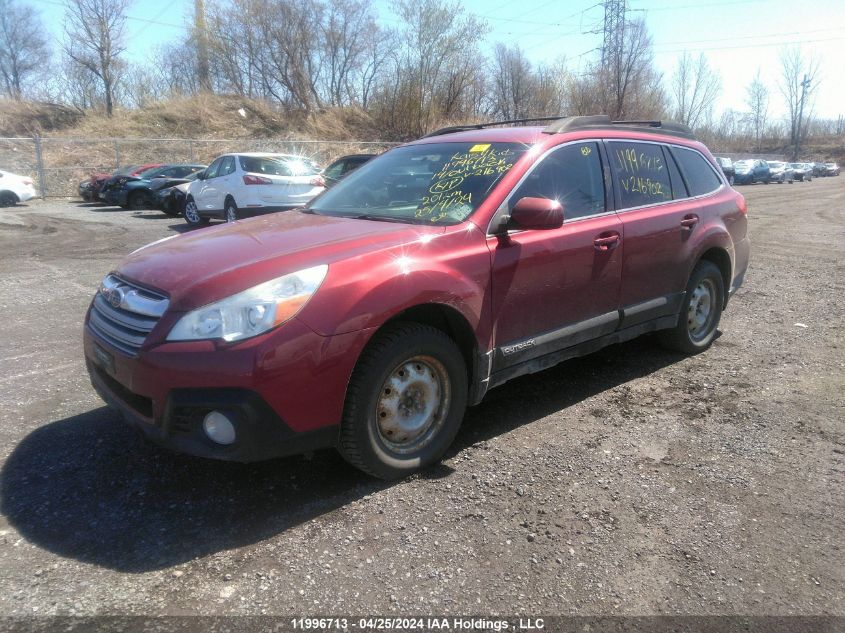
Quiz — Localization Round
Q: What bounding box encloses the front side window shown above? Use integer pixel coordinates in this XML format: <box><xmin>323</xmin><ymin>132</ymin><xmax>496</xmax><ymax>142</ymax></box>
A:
<box><xmin>508</xmin><ymin>142</ymin><xmax>605</xmax><ymax>220</ymax></box>
<box><xmin>205</xmin><ymin>158</ymin><xmax>223</xmax><ymax>179</ymax></box>
<box><xmin>308</xmin><ymin>142</ymin><xmax>528</xmax><ymax>225</ymax></box>
<box><xmin>608</xmin><ymin>141</ymin><xmax>673</xmax><ymax>208</ymax></box>
<box><xmin>672</xmin><ymin>147</ymin><xmax>722</xmax><ymax>196</ymax></box>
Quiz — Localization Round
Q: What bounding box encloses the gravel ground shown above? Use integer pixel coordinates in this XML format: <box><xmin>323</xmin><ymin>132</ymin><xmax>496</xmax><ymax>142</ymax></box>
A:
<box><xmin>0</xmin><ymin>178</ymin><xmax>842</xmax><ymax>618</ymax></box>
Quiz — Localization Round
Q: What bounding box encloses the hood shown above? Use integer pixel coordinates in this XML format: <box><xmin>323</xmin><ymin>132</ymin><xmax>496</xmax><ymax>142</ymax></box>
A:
<box><xmin>116</xmin><ymin>211</ymin><xmax>445</xmax><ymax>311</ymax></box>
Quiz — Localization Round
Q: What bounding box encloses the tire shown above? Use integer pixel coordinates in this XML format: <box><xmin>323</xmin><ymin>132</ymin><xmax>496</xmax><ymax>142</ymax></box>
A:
<box><xmin>224</xmin><ymin>197</ymin><xmax>239</xmax><ymax>223</ymax></box>
<box><xmin>183</xmin><ymin>197</ymin><xmax>209</xmax><ymax>227</ymax></box>
<box><xmin>128</xmin><ymin>191</ymin><xmax>147</xmax><ymax>210</ymax></box>
<box><xmin>0</xmin><ymin>191</ymin><xmax>18</xmax><ymax>207</ymax></box>
<box><xmin>657</xmin><ymin>260</ymin><xmax>724</xmax><ymax>355</ymax></box>
<box><xmin>339</xmin><ymin>322</ymin><xmax>468</xmax><ymax>480</ymax></box>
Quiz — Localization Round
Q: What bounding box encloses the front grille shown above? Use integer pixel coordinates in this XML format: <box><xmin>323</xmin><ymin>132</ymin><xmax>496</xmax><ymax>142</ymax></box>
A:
<box><xmin>88</xmin><ymin>275</ymin><xmax>169</xmax><ymax>356</ymax></box>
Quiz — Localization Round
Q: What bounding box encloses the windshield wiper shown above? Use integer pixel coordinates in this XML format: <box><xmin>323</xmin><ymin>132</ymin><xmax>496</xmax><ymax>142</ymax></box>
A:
<box><xmin>349</xmin><ymin>213</ymin><xmax>418</xmax><ymax>224</ymax></box>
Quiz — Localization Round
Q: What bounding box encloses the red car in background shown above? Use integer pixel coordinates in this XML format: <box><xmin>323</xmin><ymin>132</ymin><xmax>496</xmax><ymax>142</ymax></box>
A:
<box><xmin>78</xmin><ymin>163</ymin><xmax>163</xmax><ymax>202</ymax></box>
<box><xmin>84</xmin><ymin>115</ymin><xmax>749</xmax><ymax>479</ymax></box>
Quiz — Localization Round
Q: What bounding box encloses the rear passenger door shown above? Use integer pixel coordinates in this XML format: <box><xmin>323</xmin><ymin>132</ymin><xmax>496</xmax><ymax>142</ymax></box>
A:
<box><xmin>607</xmin><ymin>140</ymin><xmax>721</xmax><ymax>328</ymax></box>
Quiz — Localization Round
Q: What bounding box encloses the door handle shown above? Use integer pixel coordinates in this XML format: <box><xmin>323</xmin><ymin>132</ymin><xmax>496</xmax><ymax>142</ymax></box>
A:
<box><xmin>681</xmin><ymin>214</ymin><xmax>699</xmax><ymax>229</ymax></box>
<box><xmin>594</xmin><ymin>233</ymin><xmax>621</xmax><ymax>251</ymax></box>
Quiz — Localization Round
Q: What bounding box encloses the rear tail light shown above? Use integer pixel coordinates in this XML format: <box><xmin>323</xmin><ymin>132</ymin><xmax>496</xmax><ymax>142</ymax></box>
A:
<box><xmin>243</xmin><ymin>175</ymin><xmax>272</xmax><ymax>185</ymax></box>
<box><xmin>310</xmin><ymin>175</ymin><xmax>325</xmax><ymax>188</ymax></box>
<box><xmin>737</xmin><ymin>193</ymin><xmax>747</xmax><ymax>215</ymax></box>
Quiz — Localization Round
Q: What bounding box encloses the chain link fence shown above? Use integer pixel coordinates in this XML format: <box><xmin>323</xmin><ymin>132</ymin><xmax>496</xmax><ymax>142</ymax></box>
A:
<box><xmin>0</xmin><ymin>137</ymin><xmax>399</xmax><ymax>198</ymax></box>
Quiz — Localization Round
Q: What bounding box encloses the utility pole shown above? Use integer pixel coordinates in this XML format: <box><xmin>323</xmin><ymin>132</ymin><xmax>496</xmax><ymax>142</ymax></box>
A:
<box><xmin>195</xmin><ymin>0</ymin><xmax>212</xmax><ymax>92</ymax></box>
<box><xmin>794</xmin><ymin>74</ymin><xmax>810</xmax><ymax>161</ymax></box>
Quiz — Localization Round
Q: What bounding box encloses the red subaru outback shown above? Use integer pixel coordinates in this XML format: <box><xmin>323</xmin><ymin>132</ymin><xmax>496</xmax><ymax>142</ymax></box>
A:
<box><xmin>84</xmin><ymin>116</ymin><xmax>750</xmax><ymax>479</ymax></box>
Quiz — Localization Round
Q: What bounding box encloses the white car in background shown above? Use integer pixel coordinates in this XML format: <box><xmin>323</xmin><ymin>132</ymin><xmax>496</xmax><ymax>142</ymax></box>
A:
<box><xmin>183</xmin><ymin>153</ymin><xmax>325</xmax><ymax>227</ymax></box>
<box><xmin>0</xmin><ymin>170</ymin><xmax>37</xmax><ymax>207</ymax></box>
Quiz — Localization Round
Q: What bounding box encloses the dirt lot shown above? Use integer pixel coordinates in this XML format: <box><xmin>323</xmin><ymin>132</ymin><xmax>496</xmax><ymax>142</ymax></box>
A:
<box><xmin>0</xmin><ymin>178</ymin><xmax>843</xmax><ymax>619</ymax></box>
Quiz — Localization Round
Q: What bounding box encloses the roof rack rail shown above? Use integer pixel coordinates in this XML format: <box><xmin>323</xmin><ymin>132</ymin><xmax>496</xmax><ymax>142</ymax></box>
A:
<box><xmin>421</xmin><ymin>116</ymin><xmax>563</xmax><ymax>138</ymax></box>
<box><xmin>542</xmin><ymin>115</ymin><xmax>696</xmax><ymax>140</ymax></box>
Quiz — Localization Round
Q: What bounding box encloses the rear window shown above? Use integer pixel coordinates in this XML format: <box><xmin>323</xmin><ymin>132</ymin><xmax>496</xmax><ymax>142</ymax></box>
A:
<box><xmin>239</xmin><ymin>156</ymin><xmax>320</xmax><ymax>177</ymax></box>
<box><xmin>672</xmin><ymin>147</ymin><xmax>722</xmax><ymax>197</ymax></box>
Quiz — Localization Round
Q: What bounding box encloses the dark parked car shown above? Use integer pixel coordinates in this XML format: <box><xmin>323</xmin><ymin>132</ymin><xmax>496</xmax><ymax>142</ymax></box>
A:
<box><xmin>767</xmin><ymin>161</ymin><xmax>794</xmax><ymax>184</ymax></box>
<box><xmin>153</xmin><ymin>173</ymin><xmax>202</xmax><ymax>216</ymax></box>
<box><xmin>323</xmin><ymin>154</ymin><xmax>377</xmax><ymax>187</ymax></box>
<box><xmin>812</xmin><ymin>162</ymin><xmax>827</xmax><ymax>177</ymax></box>
<box><xmin>102</xmin><ymin>164</ymin><xmax>206</xmax><ymax>209</ymax></box>
<box><xmin>715</xmin><ymin>157</ymin><xmax>735</xmax><ymax>185</ymax></box>
<box><xmin>733</xmin><ymin>159</ymin><xmax>770</xmax><ymax>185</ymax></box>
<box><xmin>84</xmin><ymin>115</ymin><xmax>749</xmax><ymax>479</ymax></box>
<box><xmin>824</xmin><ymin>162</ymin><xmax>840</xmax><ymax>176</ymax></box>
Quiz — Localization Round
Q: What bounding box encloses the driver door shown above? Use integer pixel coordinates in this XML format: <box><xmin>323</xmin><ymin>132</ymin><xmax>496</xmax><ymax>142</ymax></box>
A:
<box><xmin>487</xmin><ymin>141</ymin><xmax>623</xmax><ymax>371</ymax></box>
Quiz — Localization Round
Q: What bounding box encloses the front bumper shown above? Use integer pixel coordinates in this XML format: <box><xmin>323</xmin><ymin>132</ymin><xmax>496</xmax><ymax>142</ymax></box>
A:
<box><xmin>87</xmin><ymin>359</ymin><xmax>338</xmax><ymax>461</ymax></box>
<box><xmin>83</xmin><ymin>313</ymin><xmax>373</xmax><ymax>462</ymax></box>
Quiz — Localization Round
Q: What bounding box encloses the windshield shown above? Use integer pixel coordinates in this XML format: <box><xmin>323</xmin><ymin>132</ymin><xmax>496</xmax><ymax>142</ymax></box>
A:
<box><xmin>769</xmin><ymin>162</ymin><xmax>785</xmax><ymax>168</ymax></box>
<box><xmin>308</xmin><ymin>142</ymin><xmax>528</xmax><ymax>225</ymax></box>
<box><xmin>137</xmin><ymin>166</ymin><xmax>168</xmax><ymax>179</ymax></box>
<box><xmin>734</xmin><ymin>160</ymin><xmax>751</xmax><ymax>168</ymax></box>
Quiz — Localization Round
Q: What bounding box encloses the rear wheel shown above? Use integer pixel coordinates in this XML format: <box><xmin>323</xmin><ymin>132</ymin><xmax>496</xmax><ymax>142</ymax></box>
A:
<box><xmin>658</xmin><ymin>260</ymin><xmax>724</xmax><ymax>355</ymax></box>
<box><xmin>339</xmin><ymin>322</ymin><xmax>468</xmax><ymax>480</ymax></box>
<box><xmin>184</xmin><ymin>197</ymin><xmax>209</xmax><ymax>227</ymax></box>
<box><xmin>225</xmin><ymin>198</ymin><xmax>239</xmax><ymax>222</ymax></box>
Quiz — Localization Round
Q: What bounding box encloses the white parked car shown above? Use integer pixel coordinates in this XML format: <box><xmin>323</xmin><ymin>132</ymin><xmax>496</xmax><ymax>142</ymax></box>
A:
<box><xmin>0</xmin><ymin>170</ymin><xmax>37</xmax><ymax>207</ymax></box>
<box><xmin>183</xmin><ymin>153</ymin><xmax>325</xmax><ymax>227</ymax></box>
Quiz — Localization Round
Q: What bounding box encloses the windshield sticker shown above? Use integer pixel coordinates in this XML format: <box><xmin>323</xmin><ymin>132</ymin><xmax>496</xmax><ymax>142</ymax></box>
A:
<box><xmin>469</xmin><ymin>143</ymin><xmax>491</xmax><ymax>153</ymax></box>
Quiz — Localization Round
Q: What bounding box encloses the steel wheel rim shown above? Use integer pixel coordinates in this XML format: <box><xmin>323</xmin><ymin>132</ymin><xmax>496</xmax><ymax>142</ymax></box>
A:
<box><xmin>688</xmin><ymin>279</ymin><xmax>716</xmax><ymax>341</ymax></box>
<box><xmin>226</xmin><ymin>204</ymin><xmax>237</xmax><ymax>222</ymax></box>
<box><xmin>185</xmin><ymin>201</ymin><xmax>200</xmax><ymax>223</ymax></box>
<box><xmin>374</xmin><ymin>355</ymin><xmax>451</xmax><ymax>454</ymax></box>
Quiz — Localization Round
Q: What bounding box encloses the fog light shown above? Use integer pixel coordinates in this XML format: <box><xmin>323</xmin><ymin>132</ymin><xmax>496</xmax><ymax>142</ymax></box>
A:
<box><xmin>203</xmin><ymin>410</ymin><xmax>236</xmax><ymax>445</ymax></box>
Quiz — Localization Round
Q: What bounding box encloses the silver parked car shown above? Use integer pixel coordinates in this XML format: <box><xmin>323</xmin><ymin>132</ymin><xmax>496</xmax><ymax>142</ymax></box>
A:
<box><xmin>767</xmin><ymin>161</ymin><xmax>795</xmax><ymax>184</ymax></box>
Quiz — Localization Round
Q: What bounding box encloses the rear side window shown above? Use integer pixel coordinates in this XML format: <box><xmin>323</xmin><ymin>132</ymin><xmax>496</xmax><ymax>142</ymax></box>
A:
<box><xmin>672</xmin><ymin>147</ymin><xmax>722</xmax><ymax>196</ymax></box>
<box><xmin>509</xmin><ymin>142</ymin><xmax>605</xmax><ymax>220</ymax></box>
<box><xmin>608</xmin><ymin>142</ymin><xmax>673</xmax><ymax>208</ymax></box>
<box><xmin>239</xmin><ymin>156</ymin><xmax>320</xmax><ymax>177</ymax></box>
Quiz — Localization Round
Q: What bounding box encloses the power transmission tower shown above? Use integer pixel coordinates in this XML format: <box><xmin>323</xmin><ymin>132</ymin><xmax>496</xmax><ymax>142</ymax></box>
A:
<box><xmin>194</xmin><ymin>0</ymin><xmax>212</xmax><ymax>92</ymax></box>
<box><xmin>600</xmin><ymin>0</ymin><xmax>627</xmax><ymax>70</ymax></box>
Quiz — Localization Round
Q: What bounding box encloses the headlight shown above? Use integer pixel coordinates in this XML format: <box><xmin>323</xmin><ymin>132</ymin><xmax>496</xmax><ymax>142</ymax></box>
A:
<box><xmin>166</xmin><ymin>265</ymin><xmax>328</xmax><ymax>342</ymax></box>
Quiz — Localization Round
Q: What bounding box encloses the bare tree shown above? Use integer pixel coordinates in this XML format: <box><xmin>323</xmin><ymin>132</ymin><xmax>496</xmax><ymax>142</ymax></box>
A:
<box><xmin>778</xmin><ymin>46</ymin><xmax>820</xmax><ymax>159</ymax></box>
<box><xmin>63</xmin><ymin>0</ymin><xmax>131</xmax><ymax>116</ymax></box>
<box><xmin>391</xmin><ymin>0</ymin><xmax>488</xmax><ymax>136</ymax></box>
<box><xmin>0</xmin><ymin>0</ymin><xmax>50</xmax><ymax>99</ymax></box>
<box><xmin>490</xmin><ymin>44</ymin><xmax>534</xmax><ymax>120</ymax></box>
<box><xmin>671</xmin><ymin>52</ymin><xmax>720</xmax><ymax>129</ymax></box>
<box><xmin>744</xmin><ymin>70</ymin><xmax>768</xmax><ymax>151</ymax></box>
<box><xmin>569</xmin><ymin>18</ymin><xmax>665</xmax><ymax>120</ymax></box>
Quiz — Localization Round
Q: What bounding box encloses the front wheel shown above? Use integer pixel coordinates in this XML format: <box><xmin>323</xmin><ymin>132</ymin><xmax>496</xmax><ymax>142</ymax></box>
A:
<box><xmin>184</xmin><ymin>198</ymin><xmax>209</xmax><ymax>227</ymax></box>
<box><xmin>0</xmin><ymin>191</ymin><xmax>18</xmax><ymax>207</ymax></box>
<box><xmin>658</xmin><ymin>260</ymin><xmax>724</xmax><ymax>355</ymax></box>
<box><xmin>128</xmin><ymin>191</ymin><xmax>147</xmax><ymax>210</ymax></box>
<box><xmin>339</xmin><ymin>323</ymin><xmax>468</xmax><ymax>480</ymax></box>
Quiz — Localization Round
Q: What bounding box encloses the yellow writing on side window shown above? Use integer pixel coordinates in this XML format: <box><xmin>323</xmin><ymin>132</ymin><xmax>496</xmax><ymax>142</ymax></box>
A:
<box><xmin>469</xmin><ymin>144</ymin><xmax>491</xmax><ymax>153</ymax></box>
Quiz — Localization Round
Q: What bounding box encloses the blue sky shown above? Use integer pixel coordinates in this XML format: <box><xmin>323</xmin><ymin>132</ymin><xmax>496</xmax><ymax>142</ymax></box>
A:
<box><xmin>28</xmin><ymin>0</ymin><xmax>845</xmax><ymax>120</ymax></box>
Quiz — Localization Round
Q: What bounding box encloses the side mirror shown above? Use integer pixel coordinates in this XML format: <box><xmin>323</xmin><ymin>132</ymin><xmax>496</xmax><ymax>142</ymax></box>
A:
<box><xmin>509</xmin><ymin>197</ymin><xmax>564</xmax><ymax>230</ymax></box>
<box><xmin>196</xmin><ymin>170</ymin><xmax>206</xmax><ymax>180</ymax></box>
